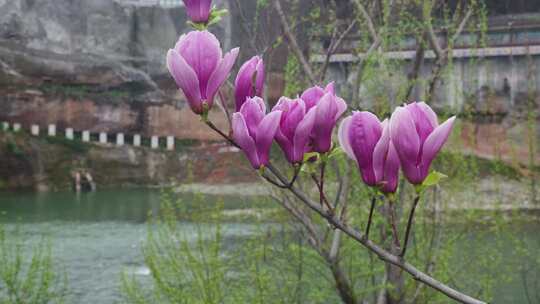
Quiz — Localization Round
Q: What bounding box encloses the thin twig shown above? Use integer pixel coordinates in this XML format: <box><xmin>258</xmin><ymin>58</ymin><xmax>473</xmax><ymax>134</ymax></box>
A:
<box><xmin>365</xmin><ymin>196</ymin><xmax>377</xmax><ymax>239</ymax></box>
<box><xmin>400</xmin><ymin>195</ymin><xmax>420</xmax><ymax>257</ymax></box>
<box><xmin>272</xmin><ymin>0</ymin><xmax>317</xmax><ymax>84</ymax></box>
<box><xmin>319</xmin><ymin>20</ymin><xmax>358</xmax><ymax>82</ymax></box>
<box><xmin>388</xmin><ymin>200</ymin><xmax>402</xmax><ymax>249</ymax></box>
<box><xmin>218</xmin><ymin>90</ymin><xmax>232</xmax><ymax>128</ymax></box>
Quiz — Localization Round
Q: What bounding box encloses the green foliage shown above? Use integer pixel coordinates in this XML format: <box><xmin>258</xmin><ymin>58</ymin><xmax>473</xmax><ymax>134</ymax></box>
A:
<box><xmin>5</xmin><ymin>139</ymin><xmax>26</xmax><ymax>159</ymax></box>
<box><xmin>0</xmin><ymin>224</ymin><xmax>66</xmax><ymax>304</ymax></box>
<box><xmin>283</xmin><ymin>54</ymin><xmax>303</xmax><ymax>97</ymax></box>
<box><xmin>43</xmin><ymin>137</ymin><xmax>89</xmax><ymax>154</ymax></box>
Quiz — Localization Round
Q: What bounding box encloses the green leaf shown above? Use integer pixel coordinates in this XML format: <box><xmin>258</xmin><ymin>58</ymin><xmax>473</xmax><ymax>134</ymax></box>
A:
<box><xmin>423</xmin><ymin>171</ymin><xmax>447</xmax><ymax>187</ymax></box>
<box><xmin>328</xmin><ymin>147</ymin><xmax>344</xmax><ymax>159</ymax></box>
<box><xmin>302</xmin><ymin>152</ymin><xmax>319</xmax><ymax>163</ymax></box>
<box><xmin>207</xmin><ymin>8</ymin><xmax>228</xmax><ymax>27</ymax></box>
<box><xmin>416</xmin><ymin>171</ymin><xmax>447</xmax><ymax>194</ymax></box>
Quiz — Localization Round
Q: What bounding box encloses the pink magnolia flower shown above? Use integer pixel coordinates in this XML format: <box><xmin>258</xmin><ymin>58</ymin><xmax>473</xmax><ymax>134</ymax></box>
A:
<box><xmin>232</xmin><ymin>97</ymin><xmax>282</xmax><ymax>169</ymax></box>
<box><xmin>272</xmin><ymin>97</ymin><xmax>316</xmax><ymax>164</ymax></box>
<box><xmin>389</xmin><ymin>102</ymin><xmax>456</xmax><ymax>184</ymax></box>
<box><xmin>339</xmin><ymin>112</ymin><xmax>400</xmax><ymax>193</ymax></box>
<box><xmin>234</xmin><ymin>56</ymin><xmax>265</xmax><ymax>111</ymax></box>
<box><xmin>182</xmin><ymin>0</ymin><xmax>212</xmax><ymax>23</ymax></box>
<box><xmin>167</xmin><ymin>31</ymin><xmax>239</xmax><ymax>114</ymax></box>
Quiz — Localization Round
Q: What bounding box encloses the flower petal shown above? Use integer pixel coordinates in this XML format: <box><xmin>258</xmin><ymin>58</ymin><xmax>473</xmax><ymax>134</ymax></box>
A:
<box><xmin>206</xmin><ymin>47</ymin><xmax>239</xmax><ymax>106</ymax></box>
<box><xmin>182</xmin><ymin>0</ymin><xmax>212</xmax><ymax>23</ymax></box>
<box><xmin>406</xmin><ymin>102</ymin><xmax>438</xmax><ymax>143</ymax></box>
<box><xmin>334</xmin><ymin>96</ymin><xmax>347</xmax><ymax>121</ymax></box>
<box><xmin>380</xmin><ymin>142</ymin><xmax>400</xmax><ymax>193</ymax></box>
<box><xmin>175</xmin><ymin>31</ymin><xmax>222</xmax><ymax>97</ymax></box>
<box><xmin>255</xmin><ymin>110</ymin><xmax>282</xmax><ymax>166</ymax></box>
<box><xmin>390</xmin><ymin>106</ymin><xmax>423</xmax><ymax>183</ymax></box>
<box><xmin>349</xmin><ymin>111</ymin><xmax>382</xmax><ymax>186</ymax></box>
<box><xmin>300</xmin><ymin>85</ymin><xmax>325</xmax><ymax>110</ymax></box>
<box><xmin>373</xmin><ymin>119</ymin><xmax>390</xmax><ymax>182</ymax></box>
<box><xmin>420</xmin><ymin>116</ymin><xmax>456</xmax><ymax>175</ymax></box>
<box><xmin>255</xmin><ymin>58</ymin><xmax>265</xmax><ymax>95</ymax></box>
<box><xmin>338</xmin><ymin>115</ymin><xmax>355</xmax><ymax>161</ymax></box>
<box><xmin>167</xmin><ymin>49</ymin><xmax>202</xmax><ymax>113</ymax></box>
<box><xmin>312</xmin><ymin>92</ymin><xmax>338</xmax><ymax>153</ymax></box>
<box><xmin>292</xmin><ymin>107</ymin><xmax>316</xmax><ymax>163</ymax></box>
<box><xmin>234</xmin><ymin>56</ymin><xmax>259</xmax><ymax>111</ymax></box>
<box><xmin>232</xmin><ymin>112</ymin><xmax>260</xmax><ymax>169</ymax></box>
<box><xmin>390</xmin><ymin>106</ymin><xmax>420</xmax><ymax>166</ymax></box>
<box><xmin>240</xmin><ymin>96</ymin><xmax>266</xmax><ymax>137</ymax></box>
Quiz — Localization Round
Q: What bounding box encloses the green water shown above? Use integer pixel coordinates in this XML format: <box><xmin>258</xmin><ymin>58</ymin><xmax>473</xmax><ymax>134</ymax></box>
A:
<box><xmin>0</xmin><ymin>190</ymin><xmax>538</xmax><ymax>303</ymax></box>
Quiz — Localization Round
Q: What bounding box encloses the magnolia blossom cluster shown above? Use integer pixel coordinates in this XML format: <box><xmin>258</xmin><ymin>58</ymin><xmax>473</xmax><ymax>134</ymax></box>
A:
<box><xmin>168</xmin><ymin>1</ymin><xmax>456</xmax><ymax>194</ymax></box>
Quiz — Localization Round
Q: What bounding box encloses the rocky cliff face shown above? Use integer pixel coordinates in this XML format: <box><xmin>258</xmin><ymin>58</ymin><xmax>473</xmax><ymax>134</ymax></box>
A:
<box><xmin>0</xmin><ymin>0</ymin><xmax>235</xmax><ymax>139</ymax></box>
<box><xmin>0</xmin><ymin>131</ymin><xmax>256</xmax><ymax>191</ymax></box>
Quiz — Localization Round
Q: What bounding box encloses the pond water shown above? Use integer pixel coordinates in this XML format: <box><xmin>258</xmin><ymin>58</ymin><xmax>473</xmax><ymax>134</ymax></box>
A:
<box><xmin>0</xmin><ymin>189</ymin><xmax>537</xmax><ymax>303</ymax></box>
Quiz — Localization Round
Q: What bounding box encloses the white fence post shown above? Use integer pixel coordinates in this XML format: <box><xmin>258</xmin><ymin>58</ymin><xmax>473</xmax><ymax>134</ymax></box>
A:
<box><xmin>116</xmin><ymin>133</ymin><xmax>124</xmax><ymax>146</ymax></box>
<box><xmin>151</xmin><ymin>136</ymin><xmax>159</xmax><ymax>149</ymax></box>
<box><xmin>133</xmin><ymin>134</ymin><xmax>141</xmax><ymax>147</ymax></box>
<box><xmin>12</xmin><ymin>123</ymin><xmax>21</xmax><ymax>132</ymax></box>
<box><xmin>1</xmin><ymin>122</ymin><xmax>8</xmax><ymax>131</ymax></box>
<box><xmin>82</xmin><ymin>131</ymin><xmax>90</xmax><ymax>142</ymax></box>
<box><xmin>31</xmin><ymin>125</ymin><xmax>39</xmax><ymax>136</ymax></box>
<box><xmin>166</xmin><ymin>136</ymin><xmax>175</xmax><ymax>151</ymax></box>
<box><xmin>65</xmin><ymin>128</ymin><xmax>74</xmax><ymax>140</ymax></box>
<box><xmin>48</xmin><ymin>124</ymin><xmax>56</xmax><ymax>136</ymax></box>
<box><xmin>99</xmin><ymin>132</ymin><xmax>108</xmax><ymax>144</ymax></box>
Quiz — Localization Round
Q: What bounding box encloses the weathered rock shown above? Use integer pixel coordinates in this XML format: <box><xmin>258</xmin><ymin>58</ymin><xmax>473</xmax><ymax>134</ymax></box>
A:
<box><xmin>0</xmin><ymin>131</ymin><xmax>256</xmax><ymax>191</ymax></box>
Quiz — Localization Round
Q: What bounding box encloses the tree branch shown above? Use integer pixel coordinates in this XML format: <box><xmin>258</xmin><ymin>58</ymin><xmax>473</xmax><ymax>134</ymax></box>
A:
<box><xmin>265</xmin><ymin>163</ymin><xmax>486</xmax><ymax>304</ymax></box>
<box><xmin>272</xmin><ymin>0</ymin><xmax>317</xmax><ymax>84</ymax></box>
<box><xmin>319</xmin><ymin>20</ymin><xmax>358</xmax><ymax>82</ymax></box>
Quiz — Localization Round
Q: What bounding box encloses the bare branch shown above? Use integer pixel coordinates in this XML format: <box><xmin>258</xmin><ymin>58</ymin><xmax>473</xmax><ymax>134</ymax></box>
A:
<box><xmin>423</xmin><ymin>2</ymin><xmax>445</xmax><ymax>59</ymax></box>
<box><xmin>319</xmin><ymin>20</ymin><xmax>358</xmax><ymax>82</ymax></box>
<box><xmin>354</xmin><ymin>0</ymin><xmax>379</xmax><ymax>42</ymax></box>
<box><xmin>450</xmin><ymin>7</ymin><xmax>473</xmax><ymax>46</ymax></box>
<box><xmin>272</xmin><ymin>0</ymin><xmax>317</xmax><ymax>84</ymax></box>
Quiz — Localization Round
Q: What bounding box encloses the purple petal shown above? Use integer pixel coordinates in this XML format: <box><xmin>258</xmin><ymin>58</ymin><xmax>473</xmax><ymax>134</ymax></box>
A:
<box><xmin>405</xmin><ymin>102</ymin><xmax>438</xmax><ymax>143</ymax></box>
<box><xmin>372</xmin><ymin>119</ymin><xmax>390</xmax><ymax>182</ymax></box>
<box><xmin>167</xmin><ymin>49</ymin><xmax>203</xmax><ymax>113</ymax></box>
<box><xmin>182</xmin><ymin>0</ymin><xmax>212</xmax><ymax>23</ymax></box>
<box><xmin>312</xmin><ymin>93</ymin><xmax>338</xmax><ymax>153</ymax></box>
<box><xmin>334</xmin><ymin>96</ymin><xmax>347</xmax><ymax>121</ymax></box>
<box><xmin>232</xmin><ymin>112</ymin><xmax>260</xmax><ymax>169</ymax></box>
<box><xmin>380</xmin><ymin>142</ymin><xmax>400</xmax><ymax>193</ymax></box>
<box><xmin>239</xmin><ymin>97</ymin><xmax>266</xmax><ymax>137</ymax></box>
<box><xmin>325</xmin><ymin>82</ymin><xmax>335</xmax><ymax>94</ymax></box>
<box><xmin>206</xmin><ymin>47</ymin><xmax>239</xmax><ymax>106</ymax></box>
<box><xmin>420</xmin><ymin>116</ymin><xmax>456</xmax><ymax>176</ymax></box>
<box><xmin>390</xmin><ymin>106</ymin><xmax>422</xmax><ymax>184</ymax></box>
<box><xmin>282</xmin><ymin>98</ymin><xmax>306</xmax><ymax>140</ymax></box>
<box><xmin>255</xmin><ymin>58</ymin><xmax>265</xmax><ymax>95</ymax></box>
<box><xmin>349</xmin><ymin>111</ymin><xmax>382</xmax><ymax>186</ymax></box>
<box><xmin>338</xmin><ymin>115</ymin><xmax>355</xmax><ymax>161</ymax></box>
<box><xmin>292</xmin><ymin>107</ymin><xmax>316</xmax><ymax>163</ymax></box>
<box><xmin>300</xmin><ymin>85</ymin><xmax>325</xmax><ymax>110</ymax></box>
<box><xmin>255</xmin><ymin>111</ymin><xmax>282</xmax><ymax>166</ymax></box>
<box><xmin>175</xmin><ymin>31</ymin><xmax>222</xmax><ymax>98</ymax></box>
<box><xmin>234</xmin><ymin>56</ymin><xmax>260</xmax><ymax>111</ymax></box>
